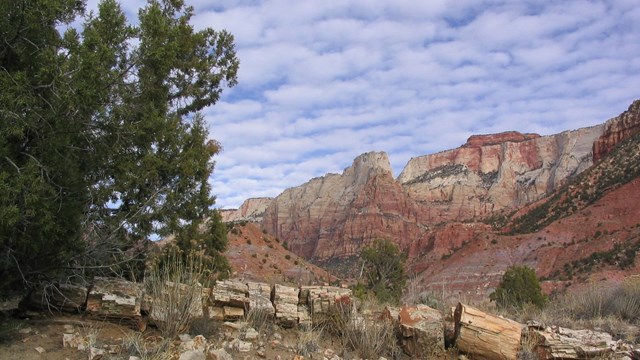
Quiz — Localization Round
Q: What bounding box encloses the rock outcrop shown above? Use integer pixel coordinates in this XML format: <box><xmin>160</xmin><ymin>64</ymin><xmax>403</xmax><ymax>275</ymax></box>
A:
<box><xmin>398</xmin><ymin>125</ymin><xmax>604</xmax><ymax>221</ymax></box>
<box><xmin>220</xmin><ymin>197</ymin><xmax>272</xmax><ymax>223</ymax></box>
<box><xmin>593</xmin><ymin>100</ymin><xmax>640</xmax><ymax>161</ymax></box>
<box><xmin>262</xmin><ymin>152</ymin><xmax>427</xmax><ymax>261</ymax></box>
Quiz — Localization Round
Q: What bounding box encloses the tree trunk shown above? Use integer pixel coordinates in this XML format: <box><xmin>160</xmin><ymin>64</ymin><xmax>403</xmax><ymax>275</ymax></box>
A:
<box><xmin>454</xmin><ymin>302</ymin><xmax>523</xmax><ymax>360</ymax></box>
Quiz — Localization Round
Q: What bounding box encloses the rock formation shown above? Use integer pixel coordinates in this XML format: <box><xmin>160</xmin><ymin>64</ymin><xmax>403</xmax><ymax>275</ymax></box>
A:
<box><xmin>398</xmin><ymin>126</ymin><xmax>603</xmax><ymax>221</ymax></box>
<box><xmin>593</xmin><ymin>100</ymin><xmax>640</xmax><ymax>161</ymax></box>
<box><xmin>220</xmin><ymin>197</ymin><xmax>272</xmax><ymax>223</ymax></box>
<box><xmin>262</xmin><ymin>152</ymin><xmax>427</xmax><ymax>261</ymax></box>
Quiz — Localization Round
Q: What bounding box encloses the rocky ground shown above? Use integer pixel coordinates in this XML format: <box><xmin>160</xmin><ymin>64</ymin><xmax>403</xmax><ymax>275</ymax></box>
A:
<box><xmin>0</xmin><ymin>311</ymin><xmax>347</xmax><ymax>360</ymax></box>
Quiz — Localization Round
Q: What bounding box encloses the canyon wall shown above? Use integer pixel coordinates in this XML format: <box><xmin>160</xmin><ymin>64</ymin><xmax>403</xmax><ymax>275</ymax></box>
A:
<box><xmin>240</xmin><ymin>100</ymin><xmax>640</xmax><ymax>269</ymax></box>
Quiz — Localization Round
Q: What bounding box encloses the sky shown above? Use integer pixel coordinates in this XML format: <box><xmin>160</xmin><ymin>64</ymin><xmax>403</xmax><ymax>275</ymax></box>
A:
<box><xmin>88</xmin><ymin>0</ymin><xmax>640</xmax><ymax>209</ymax></box>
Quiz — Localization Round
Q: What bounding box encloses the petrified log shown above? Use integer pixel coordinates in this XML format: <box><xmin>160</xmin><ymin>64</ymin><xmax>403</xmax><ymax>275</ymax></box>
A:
<box><xmin>299</xmin><ymin>285</ymin><xmax>352</xmax><ymax>315</ymax></box>
<box><xmin>210</xmin><ymin>280</ymin><xmax>249</xmax><ymax>308</ymax></box>
<box><xmin>86</xmin><ymin>277</ymin><xmax>146</xmax><ymax>330</ymax></box>
<box><xmin>398</xmin><ymin>305</ymin><xmax>444</xmax><ymax>357</ymax></box>
<box><xmin>27</xmin><ymin>283</ymin><xmax>88</xmax><ymax>312</ymax></box>
<box><xmin>247</xmin><ymin>282</ymin><xmax>275</xmax><ymax>315</ymax></box>
<box><xmin>454</xmin><ymin>303</ymin><xmax>523</xmax><ymax>360</ymax></box>
<box><xmin>530</xmin><ymin>325</ymin><xmax>634</xmax><ymax>359</ymax></box>
<box><xmin>271</xmin><ymin>284</ymin><xmax>300</xmax><ymax>327</ymax></box>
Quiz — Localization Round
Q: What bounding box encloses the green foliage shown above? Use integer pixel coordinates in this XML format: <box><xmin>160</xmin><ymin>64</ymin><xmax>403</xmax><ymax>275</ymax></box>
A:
<box><xmin>0</xmin><ymin>0</ymin><xmax>238</xmax><ymax>292</ymax></box>
<box><xmin>360</xmin><ymin>239</ymin><xmax>407</xmax><ymax>304</ymax></box>
<box><xmin>490</xmin><ymin>265</ymin><xmax>547</xmax><ymax>309</ymax></box>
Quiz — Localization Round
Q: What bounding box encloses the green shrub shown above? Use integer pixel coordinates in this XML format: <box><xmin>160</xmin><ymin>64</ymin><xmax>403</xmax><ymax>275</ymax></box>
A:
<box><xmin>490</xmin><ymin>265</ymin><xmax>547</xmax><ymax>309</ymax></box>
<box><xmin>360</xmin><ymin>239</ymin><xmax>406</xmax><ymax>304</ymax></box>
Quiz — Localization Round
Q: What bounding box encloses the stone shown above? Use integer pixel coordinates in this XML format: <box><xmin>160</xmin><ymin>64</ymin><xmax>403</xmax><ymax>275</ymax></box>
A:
<box><xmin>179</xmin><ymin>349</ymin><xmax>205</xmax><ymax>360</ymax></box>
<box><xmin>34</xmin><ymin>347</ymin><xmax>45</xmax><ymax>353</ymax></box>
<box><xmin>207</xmin><ymin>306</ymin><xmax>224</xmax><ymax>321</ymax></box>
<box><xmin>271</xmin><ymin>284</ymin><xmax>300</xmax><ymax>327</ymax></box>
<box><xmin>208</xmin><ymin>348</ymin><xmax>233</xmax><ymax>360</ymax></box>
<box><xmin>220</xmin><ymin>198</ymin><xmax>272</xmax><ymax>223</ymax></box>
<box><xmin>27</xmin><ymin>283</ymin><xmax>88</xmax><ymax>312</ymax></box>
<box><xmin>62</xmin><ymin>332</ymin><xmax>85</xmax><ymax>349</ymax></box>
<box><xmin>247</xmin><ymin>282</ymin><xmax>275</xmax><ymax>315</ymax></box>
<box><xmin>89</xmin><ymin>346</ymin><xmax>105</xmax><ymax>360</ymax></box>
<box><xmin>179</xmin><ymin>335</ymin><xmax>207</xmax><ymax>352</ymax></box>
<box><xmin>243</xmin><ymin>327</ymin><xmax>259</xmax><ymax>340</ymax></box>
<box><xmin>230</xmin><ymin>339</ymin><xmax>252</xmax><ymax>352</ymax></box>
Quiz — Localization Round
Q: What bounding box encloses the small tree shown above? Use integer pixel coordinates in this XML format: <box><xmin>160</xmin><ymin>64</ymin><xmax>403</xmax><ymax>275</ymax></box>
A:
<box><xmin>490</xmin><ymin>265</ymin><xmax>547</xmax><ymax>309</ymax></box>
<box><xmin>360</xmin><ymin>239</ymin><xmax>406</xmax><ymax>304</ymax></box>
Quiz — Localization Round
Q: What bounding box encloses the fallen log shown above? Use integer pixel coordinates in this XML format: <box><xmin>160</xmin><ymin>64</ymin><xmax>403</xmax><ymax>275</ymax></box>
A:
<box><xmin>529</xmin><ymin>324</ymin><xmax>635</xmax><ymax>359</ymax></box>
<box><xmin>454</xmin><ymin>302</ymin><xmax>523</xmax><ymax>360</ymax></box>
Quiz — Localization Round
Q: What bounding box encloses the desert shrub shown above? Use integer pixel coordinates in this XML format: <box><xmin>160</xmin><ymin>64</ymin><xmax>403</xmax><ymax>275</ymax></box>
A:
<box><xmin>145</xmin><ymin>249</ymin><xmax>206</xmax><ymax>339</ymax></box>
<box><xmin>490</xmin><ymin>265</ymin><xmax>547</xmax><ymax>309</ymax></box>
<box><xmin>361</xmin><ymin>239</ymin><xmax>407</xmax><ymax>304</ymax></box>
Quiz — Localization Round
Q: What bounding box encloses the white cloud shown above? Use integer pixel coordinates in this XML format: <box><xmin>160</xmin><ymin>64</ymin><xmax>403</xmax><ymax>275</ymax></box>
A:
<box><xmin>181</xmin><ymin>0</ymin><xmax>640</xmax><ymax>208</ymax></box>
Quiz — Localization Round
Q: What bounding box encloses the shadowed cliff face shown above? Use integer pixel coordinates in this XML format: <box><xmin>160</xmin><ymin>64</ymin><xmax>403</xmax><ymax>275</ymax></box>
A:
<box><xmin>228</xmin><ymin>101</ymin><xmax>640</xmax><ymax>284</ymax></box>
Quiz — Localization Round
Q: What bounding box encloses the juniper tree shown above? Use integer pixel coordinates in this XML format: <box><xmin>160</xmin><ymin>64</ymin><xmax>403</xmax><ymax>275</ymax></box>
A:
<box><xmin>0</xmin><ymin>0</ymin><xmax>238</xmax><ymax>292</ymax></box>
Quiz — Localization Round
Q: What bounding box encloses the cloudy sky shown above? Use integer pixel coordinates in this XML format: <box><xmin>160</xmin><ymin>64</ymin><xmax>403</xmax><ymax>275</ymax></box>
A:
<box><xmin>99</xmin><ymin>0</ymin><xmax>640</xmax><ymax>209</ymax></box>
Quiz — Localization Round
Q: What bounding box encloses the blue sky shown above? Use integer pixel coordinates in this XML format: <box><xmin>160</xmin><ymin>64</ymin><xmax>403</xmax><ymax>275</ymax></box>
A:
<box><xmin>90</xmin><ymin>0</ymin><xmax>640</xmax><ymax>209</ymax></box>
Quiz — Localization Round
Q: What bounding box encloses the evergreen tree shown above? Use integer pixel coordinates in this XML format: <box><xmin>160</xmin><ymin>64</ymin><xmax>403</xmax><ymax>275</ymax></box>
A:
<box><xmin>490</xmin><ymin>265</ymin><xmax>547</xmax><ymax>309</ymax></box>
<box><xmin>0</xmin><ymin>0</ymin><xmax>238</xmax><ymax>293</ymax></box>
<box><xmin>361</xmin><ymin>239</ymin><xmax>407</xmax><ymax>304</ymax></box>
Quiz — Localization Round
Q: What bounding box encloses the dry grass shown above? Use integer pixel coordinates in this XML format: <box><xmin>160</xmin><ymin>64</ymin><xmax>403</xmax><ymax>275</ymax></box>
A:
<box><xmin>320</xmin><ymin>302</ymin><xmax>403</xmax><ymax>359</ymax></box>
<box><xmin>145</xmin><ymin>249</ymin><xmax>206</xmax><ymax>339</ymax></box>
<box><xmin>244</xmin><ymin>307</ymin><xmax>275</xmax><ymax>335</ymax></box>
<box><xmin>122</xmin><ymin>331</ymin><xmax>172</xmax><ymax>360</ymax></box>
<box><xmin>296</xmin><ymin>324</ymin><xmax>324</xmax><ymax>356</ymax></box>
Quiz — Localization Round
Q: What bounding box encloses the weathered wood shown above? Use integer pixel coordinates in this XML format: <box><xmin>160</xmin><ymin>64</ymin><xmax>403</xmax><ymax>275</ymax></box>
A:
<box><xmin>530</xmin><ymin>325</ymin><xmax>634</xmax><ymax>359</ymax></box>
<box><xmin>300</xmin><ymin>285</ymin><xmax>352</xmax><ymax>315</ymax></box>
<box><xmin>210</xmin><ymin>280</ymin><xmax>249</xmax><ymax>308</ymax></box>
<box><xmin>246</xmin><ymin>282</ymin><xmax>275</xmax><ymax>315</ymax></box>
<box><xmin>86</xmin><ymin>277</ymin><xmax>145</xmax><ymax>331</ymax></box>
<box><xmin>27</xmin><ymin>283</ymin><xmax>88</xmax><ymax>312</ymax></box>
<box><xmin>271</xmin><ymin>284</ymin><xmax>300</xmax><ymax>327</ymax></box>
<box><xmin>454</xmin><ymin>302</ymin><xmax>523</xmax><ymax>360</ymax></box>
<box><xmin>398</xmin><ymin>305</ymin><xmax>445</xmax><ymax>357</ymax></box>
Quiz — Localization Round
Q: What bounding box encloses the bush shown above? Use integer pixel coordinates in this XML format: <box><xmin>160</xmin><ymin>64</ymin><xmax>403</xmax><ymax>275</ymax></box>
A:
<box><xmin>490</xmin><ymin>265</ymin><xmax>547</xmax><ymax>309</ymax></box>
<box><xmin>360</xmin><ymin>239</ymin><xmax>406</xmax><ymax>304</ymax></box>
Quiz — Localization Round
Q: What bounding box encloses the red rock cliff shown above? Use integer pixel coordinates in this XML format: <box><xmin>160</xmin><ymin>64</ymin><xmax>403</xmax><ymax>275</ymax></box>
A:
<box><xmin>593</xmin><ymin>100</ymin><xmax>640</xmax><ymax>161</ymax></box>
